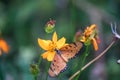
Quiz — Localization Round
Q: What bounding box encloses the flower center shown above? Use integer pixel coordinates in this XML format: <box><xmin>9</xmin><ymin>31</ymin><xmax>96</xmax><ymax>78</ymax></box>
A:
<box><xmin>49</xmin><ymin>41</ymin><xmax>57</xmax><ymax>51</ymax></box>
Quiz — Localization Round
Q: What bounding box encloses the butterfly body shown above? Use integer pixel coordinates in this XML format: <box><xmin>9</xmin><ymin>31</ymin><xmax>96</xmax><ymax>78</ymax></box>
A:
<box><xmin>48</xmin><ymin>41</ymin><xmax>83</xmax><ymax>77</ymax></box>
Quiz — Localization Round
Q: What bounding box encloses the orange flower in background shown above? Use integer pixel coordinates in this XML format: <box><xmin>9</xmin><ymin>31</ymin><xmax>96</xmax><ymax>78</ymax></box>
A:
<box><xmin>84</xmin><ymin>24</ymin><xmax>96</xmax><ymax>37</ymax></box>
<box><xmin>0</xmin><ymin>38</ymin><xmax>9</xmax><ymax>55</ymax></box>
<box><xmin>80</xmin><ymin>24</ymin><xmax>100</xmax><ymax>51</ymax></box>
<box><xmin>38</xmin><ymin>32</ymin><xmax>66</xmax><ymax>61</ymax></box>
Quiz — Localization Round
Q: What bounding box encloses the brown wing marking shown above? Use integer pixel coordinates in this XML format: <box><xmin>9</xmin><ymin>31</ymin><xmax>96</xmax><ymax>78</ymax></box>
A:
<box><xmin>60</xmin><ymin>42</ymin><xmax>83</xmax><ymax>61</ymax></box>
<box><xmin>48</xmin><ymin>53</ymin><xmax>67</xmax><ymax>77</ymax></box>
<box><xmin>48</xmin><ymin>42</ymin><xmax>83</xmax><ymax>77</ymax></box>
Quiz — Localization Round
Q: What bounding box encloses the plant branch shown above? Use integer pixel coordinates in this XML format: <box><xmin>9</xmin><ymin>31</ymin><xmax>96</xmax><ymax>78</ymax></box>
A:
<box><xmin>69</xmin><ymin>40</ymin><xmax>116</xmax><ymax>80</ymax></box>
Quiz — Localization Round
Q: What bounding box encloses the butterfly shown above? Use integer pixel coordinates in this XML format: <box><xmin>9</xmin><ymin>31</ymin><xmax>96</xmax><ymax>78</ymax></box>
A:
<box><xmin>48</xmin><ymin>41</ymin><xmax>83</xmax><ymax>77</ymax></box>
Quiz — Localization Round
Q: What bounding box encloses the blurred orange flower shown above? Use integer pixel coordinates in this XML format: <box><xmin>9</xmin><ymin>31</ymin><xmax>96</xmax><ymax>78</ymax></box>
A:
<box><xmin>0</xmin><ymin>38</ymin><xmax>9</xmax><ymax>55</ymax></box>
<box><xmin>80</xmin><ymin>24</ymin><xmax>99</xmax><ymax>51</ymax></box>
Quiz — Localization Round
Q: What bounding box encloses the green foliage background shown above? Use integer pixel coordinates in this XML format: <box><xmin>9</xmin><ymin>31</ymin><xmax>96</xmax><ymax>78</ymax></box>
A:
<box><xmin>0</xmin><ymin>0</ymin><xmax>120</xmax><ymax>80</ymax></box>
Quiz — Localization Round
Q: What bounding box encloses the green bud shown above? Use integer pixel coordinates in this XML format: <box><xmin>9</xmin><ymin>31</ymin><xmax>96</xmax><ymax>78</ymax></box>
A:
<box><xmin>30</xmin><ymin>64</ymin><xmax>39</xmax><ymax>76</ymax></box>
<box><xmin>45</xmin><ymin>19</ymin><xmax>56</xmax><ymax>33</ymax></box>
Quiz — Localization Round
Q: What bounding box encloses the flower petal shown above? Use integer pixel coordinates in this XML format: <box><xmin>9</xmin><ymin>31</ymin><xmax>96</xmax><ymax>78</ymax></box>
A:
<box><xmin>89</xmin><ymin>24</ymin><xmax>96</xmax><ymax>31</ymax></box>
<box><xmin>52</xmin><ymin>32</ymin><xmax>57</xmax><ymax>43</ymax></box>
<box><xmin>80</xmin><ymin>36</ymin><xmax>86</xmax><ymax>42</ymax></box>
<box><xmin>38</xmin><ymin>38</ymin><xmax>51</xmax><ymax>50</ymax></box>
<box><xmin>47</xmin><ymin>51</ymin><xmax>56</xmax><ymax>61</ymax></box>
<box><xmin>41</xmin><ymin>51</ymin><xmax>49</xmax><ymax>59</ymax></box>
<box><xmin>56</xmin><ymin>37</ymin><xmax>66</xmax><ymax>49</ymax></box>
<box><xmin>92</xmin><ymin>38</ymin><xmax>98</xmax><ymax>51</ymax></box>
<box><xmin>0</xmin><ymin>39</ymin><xmax>9</xmax><ymax>53</ymax></box>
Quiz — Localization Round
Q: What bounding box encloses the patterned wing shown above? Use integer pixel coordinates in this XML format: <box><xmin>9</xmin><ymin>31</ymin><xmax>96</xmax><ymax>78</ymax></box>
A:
<box><xmin>48</xmin><ymin>42</ymin><xmax>83</xmax><ymax>77</ymax></box>
<box><xmin>60</xmin><ymin>42</ymin><xmax>83</xmax><ymax>62</ymax></box>
<box><xmin>48</xmin><ymin>53</ymin><xmax>67</xmax><ymax>77</ymax></box>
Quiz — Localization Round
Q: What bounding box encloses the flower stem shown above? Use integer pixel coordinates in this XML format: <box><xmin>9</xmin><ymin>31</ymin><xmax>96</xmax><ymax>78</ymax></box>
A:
<box><xmin>81</xmin><ymin>45</ymin><xmax>90</xmax><ymax>67</ymax></box>
<box><xmin>37</xmin><ymin>57</ymin><xmax>42</xmax><ymax>65</ymax></box>
<box><xmin>75</xmin><ymin>45</ymin><xmax>90</xmax><ymax>79</ymax></box>
<box><xmin>69</xmin><ymin>40</ymin><xmax>115</xmax><ymax>80</ymax></box>
<box><xmin>34</xmin><ymin>75</ymin><xmax>37</xmax><ymax>80</ymax></box>
<box><xmin>46</xmin><ymin>62</ymin><xmax>50</xmax><ymax>80</ymax></box>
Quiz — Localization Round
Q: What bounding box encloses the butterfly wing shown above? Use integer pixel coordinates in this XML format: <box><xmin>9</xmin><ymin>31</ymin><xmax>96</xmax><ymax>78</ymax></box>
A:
<box><xmin>60</xmin><ymin>42</ymin><xmax>83</xmax><ymax>62</ymax></box>
<box><xmin>48</xmin><ymin>53</ymin><xmax>67</xmax><ymax>77</ymax></box>
<box><xmin>48</xmin><ymin>42</ymin><xmax>83</xmax><ymax>77</ymax></box>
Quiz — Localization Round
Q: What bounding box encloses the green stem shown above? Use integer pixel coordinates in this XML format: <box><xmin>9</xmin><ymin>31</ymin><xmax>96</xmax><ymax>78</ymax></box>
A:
<box><xmin>46</xmin><ymin>62</ymin><xmax>50</xmax><ymax>80</ymax></box>
<box><xmin>37</xmin><ymin>57</ymin><xmax>42</xmax><ymax>65</ymax></box>
<box><xmin>75</xmin><ymin>45</ymin><xmax>90</xmax><ymax>79</ymax></box>
<box><xmin>81</xmin><ymin>45</ymin><xmax>90</xmax><ymax>67</ymax></box>
<box><xmin>34</xmin><ymin>75</ymin><xmax>37</xmax><ymax>80</ymax></box>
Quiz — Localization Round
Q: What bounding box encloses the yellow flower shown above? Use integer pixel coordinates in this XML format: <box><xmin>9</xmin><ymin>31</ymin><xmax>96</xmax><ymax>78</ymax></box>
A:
<box><xmin>38</xmin><ymin>32</ymin><xmax>66</xmax><ymax>61</ymax></box>
<box><xmin>80</xmin><ymin>24</ymin><xmax>99</xmax><ymax>51</ymax></box>
<box><xmin>0</xmin><ymin>38</ymin><xmax>9</xmax><ymax>55</ymax></box>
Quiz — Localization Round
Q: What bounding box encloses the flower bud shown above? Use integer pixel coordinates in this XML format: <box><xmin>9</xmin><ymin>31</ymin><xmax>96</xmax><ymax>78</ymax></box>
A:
<box><xmin>45</xmin><ymin>19</ymin><xmax>56</xmax><ymax>33</ymax></box>
<box><xmin>30</xmin><ymin>64</ymin><xmax>39</xmax><ymax>76</ymax></box>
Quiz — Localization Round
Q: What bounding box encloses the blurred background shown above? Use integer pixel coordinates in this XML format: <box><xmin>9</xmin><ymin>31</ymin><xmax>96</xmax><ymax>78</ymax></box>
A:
<box><xmin>0</xmin><ymin>0</ymin><xmax>120</xmax><ymax>80</ymax></box>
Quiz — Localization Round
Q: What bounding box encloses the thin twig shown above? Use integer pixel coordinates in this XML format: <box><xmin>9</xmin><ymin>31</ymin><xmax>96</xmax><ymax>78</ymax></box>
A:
<box><xmin>69</xmin><ymin>40</ymin><xmax>115</xmax><ymax>80</ymax></box>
